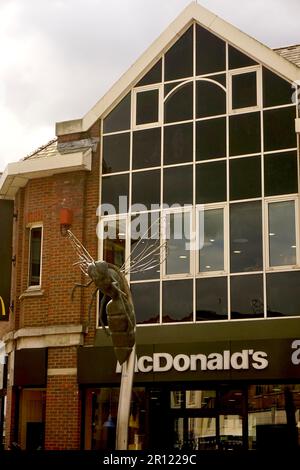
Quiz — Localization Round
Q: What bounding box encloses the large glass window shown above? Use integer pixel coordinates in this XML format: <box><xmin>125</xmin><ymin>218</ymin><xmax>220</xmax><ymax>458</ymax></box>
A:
<box><xmin>131</xmin><ymin>282</ymin><xmax>160</xmax><ymax>324</ymax></box>
<box><xmin>264</xmin><ymin>151</ymin><xmax>298</xmax><ymax>197</ymax></box>
<box><xmin>28</xmin><ymin>226</ymin><xmax>42</xmax><ymax>287</ymax></box>
<box><xmin>263</xmin><ymin>68</ymin><xmax>293</xmax><ymax>107</ymax></box>
<box><xmin>135</xmin><ymin>89</ymin><xmax>159</xmax><ymax>126</ymax></box>
<box><xmin>163</xmin><ymin>165</ymin><xmax>193</xmax><ymax>206</ymax></box>
<box><xmin>196</xmin><ymin>277</ymin><xmax>227</xmax><ymax>321</ymax></box>
<box><xmin>196</xmin><ymin>117</ymin><xmax>226</xmax><ymax>161</ymax></box>
<box><xmin>263</xmin><ymin>107</ymin><xmax>297</xmax><ymax>152</ymax></box>
<box><xmin>164</xmin><ymin>27</ymin><xmax>193</xmax><ymax>81</ymax></box>
<box><xmin>196</xmin><ymin>161</ymin><xmax>226</xmax><ymax>204</ymax></box>
<box><xmin>231</xmin><ymin>274</ymin><xmax>264</xmax><ymax>319</ymax></box>
<box><xmin>229</xmin><ymin>112</ymin><xmax>261</xmax><ymax>156</ymax></box>
<box><xmin>102</xmin><ymin>133</ymin><xmax>130</xmax><ymax>174</ymax></box>
<box><xmin>102</xmin><ymin>219</ymin><xmax>126</xmax><ymax>268</ymax></box>
<box><xmin>103</xmin><ymin>93</ymin><xmax>131</xmax><ymax>133</ymax></box>
<box><xmin>132</xmin><ymin>128</ymin><xmax>161</xmax><ymax>169</ymax></box>
<box><xmin>267</xmin><ymin>271</ymin><xmax>300</xmax><ymax>317</ymax></box>
<box><xmin>136</xmin><ymin>59</ymin><xmax>162</xmax><ymax>87</ymax></box>
<box><xmin>228</xmin><ymin>45</ymin><xmax>257</xmax><ymax>69</ymax></box>
<box><xmin>165</xmin><ymin>211</ymin><xmax>191</xmax><ymax>275</ymax></box>
<box><xmin>196</xmin><ymin>80</ymin><xmax>226</xmax><ymax>118</ymax></box>
<box><xmin>162</xmin><ymin>279</ymin><xmax>193</xmax><ymax>322</ymax></box>
<box><xmin>199</xmin><ymin>208</ymin><xmax>224</xmax><ymax>273</ymax></box>
<box><xmin>231</xmin><ymin>71</ymin><xmax>258</xmax><ymax>110</ymax></box>
<box><xmin>131</xmin><ymin>169</ymin><xmax>160</xmax><ymax>209</ymax></box>
<box><xmin>268</xmin><ymin>200</ymin><xmax>296</xmax><ymax>267</ymax></box>
<box><xmin>196</xmin><ymin>25</ymin><xmax>226</xmax><ymax>75</ymax></box>
<box><xmin>164</xmin><ymin>123</ymin><xmax>193</xmax><ymax>165</ymax></box>
<box><xmin>101</xmin><ymin>174</ymin><xmax>129</xmax><ymax>213</ymax></box>
<box><xmin>230</xmin><ymin>201</ymin><xmax>263</xmax><ymax>272</ymax></box>
<box><xmin>164</xmin><ymin>82</ymin><xmax>193</xmax><ymax>123</ymax></box>
<box><xmin>230</xmin><ymin>156</ymin><xmax>261</xmax><ymax>200</ymax></box>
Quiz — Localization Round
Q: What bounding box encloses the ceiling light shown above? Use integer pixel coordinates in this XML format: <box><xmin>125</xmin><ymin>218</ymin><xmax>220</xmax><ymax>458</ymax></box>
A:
<box><xmin>269</xmin><ymin>233</ymin><xmax>275</xmax><ymax>236</ymax></box>
<box><xmin>233</xmin><ymin>250</ymin><xmax>242</xmax><ymax>254</ymax></box>
<box><xmin>179</xmin><ymin>255</ymin><xmax>187</xmax><ymax>259</ymax></box>
<box><xmin>205</xmin><ymin>265</ymin><xmax>211</xmax><ymax>269</ymax></box>
<box><xmin>210</xmin><ymin>239</ymin><xmax>215</xmax><ymax>243</ymax></box>
<box><xmin>291</xmin><ymin>245</ymin><xmax>297</xmax><ymax>249</ymax></box>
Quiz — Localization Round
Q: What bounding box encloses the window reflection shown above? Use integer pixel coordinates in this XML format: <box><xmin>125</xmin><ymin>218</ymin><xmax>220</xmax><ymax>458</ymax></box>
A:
<box><xmin>268</xmin><ymin>201</ymin><xmax>296</xmax><ymax>267</ymax></box>
<box><xmin>199</xmin><ymin>208</ymin><xmax>224</xmax><ymax>272</ymax></box>
<box><xmin>102</xmin><ymin>133</ymin><xmax>130</xmax><ymax>174</ymax></box>
<box><xmin>196</xmin><ymin>277</ymin><xmax>228</xmax><ymax>321</ymax></box>
<box><xmin>196</xmin><ymin>117</ymin><xmax>226</xmax><ymax>161</ymax></box>
<box><xmin>165</xmin><ymin>212</ymin><xmax>190</xmax><ymax>275</ymax></box>
<box><xmin>102</xmin><ymin>219</ymin><xmax>126</xmax><ymax>268</ymax></box>
<box><xmin>162</xmin><ymin>280</ymin><xmax>193</xmax><ymax>322</ymax></box>
<box><xmin>267</xmin><ymin>271</ymin><xmax>300</xmax><ymax>317</ymax></box>
<box><xmin>164</xmin><ymin>123</ymin><xmax>193</xmax><ymax>165</ymax></box>
<box><xmin>231</xmin><ymin>274</ymin><xmax>264</xmax><ymax>319</ymax></box>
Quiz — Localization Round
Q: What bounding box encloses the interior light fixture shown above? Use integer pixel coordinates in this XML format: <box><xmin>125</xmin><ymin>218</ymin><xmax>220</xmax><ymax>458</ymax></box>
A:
<box><xmin>233</xmin><ymin>250</ymin><xmax>242</xmax><ymax>254</ymax></box>
<box><xmin>269</xmin><ymin>233</ymin><xmax>276</xmax><ymax>236</ymax></box>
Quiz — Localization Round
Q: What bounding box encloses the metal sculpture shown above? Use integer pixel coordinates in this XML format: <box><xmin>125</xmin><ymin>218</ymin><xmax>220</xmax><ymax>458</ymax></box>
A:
<box><xmin>66</xmin><ymin>223</ymin><xmax>166</xmax><ymax>448</ymax></box>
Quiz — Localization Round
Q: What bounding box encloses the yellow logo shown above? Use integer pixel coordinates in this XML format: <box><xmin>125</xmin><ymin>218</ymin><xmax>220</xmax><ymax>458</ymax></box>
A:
<box><xmin>0</xmin><ymin>296</ymin><xmax>6</xmax><ymax>317</ymax></box>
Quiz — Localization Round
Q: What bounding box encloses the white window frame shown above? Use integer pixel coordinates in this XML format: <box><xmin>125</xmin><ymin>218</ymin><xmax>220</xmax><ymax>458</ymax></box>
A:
<box><xmin>98</xmin><ymin>214</ymin><xmax>129</xmax><ymax>271</ymax></box>
<box><xmin>264</xmin><ymin>195</ymin><xmax>299</xmax><ymax>271</ymax></box>
<box><xmin>132</xmin><ymin>84</ymin><xmax>163</xmax><ymax>130</ymax></box>
<box><xmin>196</xmin><ymin>203</ymin><xmax>228</xmax><ymax>277</ymax></box>
<box><xmin>162</xmin><ymin>207</ymin><xmax>194</xmax><ymax>280</ymax></box>
<box><xmin>27</xmin><ymin>223</ymin><xmax>43</xmax><ymax>289</ymax></box>
<box><xmin>228</xmin><ymin>66</ymin><xmax>262</xmax><ymax>114</ymax></box>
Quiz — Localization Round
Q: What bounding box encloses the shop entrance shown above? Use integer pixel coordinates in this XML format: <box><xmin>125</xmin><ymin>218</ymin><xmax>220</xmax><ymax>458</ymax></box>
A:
<box><xmin>148</xmin><ymin>386</ymin><xmax>247</xmax><ymax>451</ymax></box>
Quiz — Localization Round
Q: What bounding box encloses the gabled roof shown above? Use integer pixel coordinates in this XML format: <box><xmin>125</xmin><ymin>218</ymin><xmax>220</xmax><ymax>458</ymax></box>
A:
<box><xmin>56</xmin><ymin>1</ymin><xmax>300</xmax><ymax>136</ymax></box>
<box><xmin>23</xmin><ymin>138</ymin><xmax>57</xmax><ymax>161</ymax></box>
<box><xmin>274</xmin><ymin>44</ymin><xmax>300</xmax><ymax>68</ymax></box>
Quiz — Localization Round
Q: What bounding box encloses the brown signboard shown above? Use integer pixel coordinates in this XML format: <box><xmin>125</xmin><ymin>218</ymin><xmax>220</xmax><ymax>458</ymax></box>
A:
<box><xmin>78</xmin><ymin>338</ymin><xmax>300</xmax><ymax>384</ymax></box>
<box><xmin>0</xmin><ymin>200</ymin><xmax>13</xmax><ymax>321</ymax></box>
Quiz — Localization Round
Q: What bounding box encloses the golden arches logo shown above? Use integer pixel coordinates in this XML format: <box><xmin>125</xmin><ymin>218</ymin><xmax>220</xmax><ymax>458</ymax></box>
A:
<box><xmin>0</xmin><ymin>296</ymin><xmax>6</xmax><ymax>317</ymax></box>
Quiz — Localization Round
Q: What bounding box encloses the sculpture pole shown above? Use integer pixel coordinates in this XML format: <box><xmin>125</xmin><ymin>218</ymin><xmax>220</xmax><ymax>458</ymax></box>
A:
<box><xmin>115</xmin><ymin>344</ymin><xmax>136</xmax><ymax>450</ymax></box>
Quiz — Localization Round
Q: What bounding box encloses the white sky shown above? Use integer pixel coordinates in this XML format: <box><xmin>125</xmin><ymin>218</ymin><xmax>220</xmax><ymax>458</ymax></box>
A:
<box><xmin>1</xmin><ymin>0</ymin><xmax>300</xmax><ymax>171</ymax></box>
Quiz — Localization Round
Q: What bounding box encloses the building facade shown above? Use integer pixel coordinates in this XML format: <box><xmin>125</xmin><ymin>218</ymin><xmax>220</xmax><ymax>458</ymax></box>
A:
<box><xmin>1</xmin><ymin>2</ymin><xmax>300</xmax><ymax>451</ymax></box>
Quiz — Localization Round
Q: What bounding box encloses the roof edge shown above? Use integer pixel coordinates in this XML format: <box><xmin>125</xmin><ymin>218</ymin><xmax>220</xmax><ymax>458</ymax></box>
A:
<box><xmin>56</xmin><ymin>1</ymin><xmax>300</xmax><ymax>136</ymax></box>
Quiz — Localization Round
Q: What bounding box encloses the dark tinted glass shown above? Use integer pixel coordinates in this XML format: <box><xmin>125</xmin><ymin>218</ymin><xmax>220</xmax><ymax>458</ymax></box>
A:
<box><xmin>131</xmin><ymin>282</ymin><xmax>160</xmax><ymax>324</ymax></box>
<box><xmin>163</xmin><ymin>165</ymin><xmax>193</xmax><ymax>206</ymax></box>
<box><xmin>162</xmin><ymin>280</ymin><xmax>193</xmax><ymax>323</ymax></box>
<box><xmin>263</xmin><ymin>67</ymin><xmax>293</xmax><ymax>107</ymax></box>
<box><xmin>268</xmin><ymin>201</ymin><xmax>296</xmax><ymax>267</ymax></box>
<box><xmin>29</xmin><ymin>228</ymin><xmax>42</xmax><ymax>286</ymax></box>
<box><xmin>130</xmin><ymin>212</ymin><xmax>160</xmax><ymax>280</ymax></box>
<box><xmin>196</xmin><ymin>25</ymin><xmax>226</xmax><ymax>75</ymax></box>
<box><xmin>230</xmin><ymin>201</ymin><xmax>263</xmax><ymax>272</ymax></box>
<box><xmin>231</xmin><ymin>274</ymin><xmax>264</xmax><ymax>319</ymax></box>
<box><xmin>103</xmin><ymin>93</ymin><xmax>131</xmax><ymax>133</ymax></box>
<box><xmin>132</xmin><ymin>128</ymin><xmax>161</xmax><ymax>169</ymax></box>
<box><xmin>102</xmin><ymin>133</ymin><xmax>130</xmax><ymax>174</ymax></box>
<box><xmin>196</xmin><ymin>80</ymin><xmax>226</xmax><ymax>118</ymax></box>
<box><xmin>164</xmin><ymin>26</ymin><xmax>193</xmax><ymax>81</ymax></box>
<box><xmin>200</xmin><ymin>208</ymin><xmax>224</xmax><ymax>273</ymax></box>
<box><xmin>196</xmin><ymin>161</ymin><xmax>226</xmax><ymax>203</ymax></box>
<box><xmin>136</xmin><ymin>60</ymin><xmax>162</xmax><ymax>86</ymax></box>
<box><xmin>267</xmin><ymin>271</ymin><xmax>300</xmax><ymax>317</ymax></box>
<box><xmin>196</xmin><ymin>117</ymin><xmax>226</xmax><ymax>160</ymax></box>
<box><xmin>229</xmin><ymin>112</ymin><xmax>261</xmax><ymax>156</ymax></box>
<box><xmin>164</xmin><ymin>82</ymin><xmax>193</xmax><ymax>123</ymax></box>
<box><xmin>164</xmin><ymin>80</ymin><xmax>185</xmax><ymax>96</ymax></box>
<box><xmin>101</xmin><ymin>174</ymin><xmax>129</xmax><ymax>213</ymax></box>
<box><xmin>232</xmin><ymin>72</ymin><xmax>257</xmax><ymax>109</ymax></box>
<box><xmin>102</xmin><ymin>219</ymin><xmax>126</xmax><ymax>268</ymax></box>
<box><xmin>228</xmin><ymin>45</ymin><xmax>257</xmax><ymax>69</ymax></box>
<box><xmin>264</xmin><ymin>151</ymin><xmax>298</xmax><ymax>196</ymax></box>
<box><xmin>230</xmin><ymin>156</ymin><xmax>261</xmax><ymax>200</ymax></box>
<box><xmin>166</xmin><ymin>212</ymin><xmax>191</xmax><ymax>275</ymax></box>
<box><xmin>196</xmin><ymin>277</ymin><xmax>227</xmax><ymax>321</ymax></box>
<box><xmin>263</xmin><ymin>107</ymin><xmax>297</xmax><ymax>151</ymax></box>
<box><xmin>136</xmin><ymin>89</ymin><xmax>159</xmax><ymax>125</ymax></box>
<box><xmin>132</xmin><ymin>169</ymin><xmax>160</xmax><ymax>209</ymax></box>
<box><xmin>164</xmin><ymin>123</ymin><xmax>193</xmax><ymax>165</ymax></box>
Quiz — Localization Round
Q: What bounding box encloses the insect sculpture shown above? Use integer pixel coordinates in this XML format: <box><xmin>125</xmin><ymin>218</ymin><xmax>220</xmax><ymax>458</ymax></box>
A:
<box><xmin>67</xmin><ymin>222</ymin><xmax>166</xmax><ymax>364</ymax></box>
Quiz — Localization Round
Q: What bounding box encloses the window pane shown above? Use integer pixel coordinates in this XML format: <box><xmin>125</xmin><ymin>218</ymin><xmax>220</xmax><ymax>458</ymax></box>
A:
<box><xmin>269</xmin><ymin>201</ymin><xmax>296</xmax><ymax>267</ymax></box>
<box><xmin>132</xmin><ymin>169</ymin><xmax>160</xmax><ymax>210</ymax></box>
<box><xmin>29</xmin><ymin>228</ymin><xmax>42</xmax><ymax>286</ymax></box>
<box><xmin>229</xmin><ymin>112</ymin><xmax>261</xmax><ymax>156</ymax></box>
<box><xmin>196</xmin><ymin>25</ymin><xmax>226</xmax><ymax>75</ymax></box>
<box><xmin>103</xmin><ymin>93</ymin><xmax>131</xmax><ymax>133</ymax></box>
<box><xmin>264</xmin><ymin>151</ymin><xmax>298</xmax><ymax>196</ymax></box>
<box><xmin>231</xmin><ymin>274</ymin><xmax>264</xmax><ymax>319</ymax></box>
<box><xmin>136</xmin><ymin>89</ymin><xmax>159</xmax><ymax>125</ymax></box>
<box><xmin>228</xmin><ymin>45</ymin><xmax>257</xmax><ymax>69</ymax></box>
<box><xmin>164</xmin><ymin>27</ymin><xmax>193</xmax><ymax>81</ymax></box>
<box><xmin>186</xmin><ymin>390</ymin><xmax>216</xmax><ymax>409</ymax></box>
<box><xmin>102</xmin><ymin>219</ymin><xmax>126</xmax><ymax>268</ymax></box>
<box><xmin>132</xmin><ymin>127</ymin><xmax>161</xmax><ymax>170</ymax></box>
<box><xmin>162</xmin><ymin>280</ymin><xmax>193</xmax><ymax>322</ymax></box>
<box><xmin>267</xmin><ymin>271</ymin><xmax>300</xmax><ymax>317</ymax></box>
<box><xmin>196</xmin><ymin>277</ymin><xmax>227</xmax><ymax>321</ymax></box>
<box><xmin>164</xmin><ymin>123</ymin><xmax>193</xmax><ymax>165</ymax></box>
<box><xmin>164</xmin><ymin>82</ymin><xmax>193</xmax><ymax>123</ymax></box>
<box><xmin>131</xmin><ymin>282</ymin><xmax>160</xmax><ymax>324</ymax></box>
<box><xmin>136</xmin><ymin>59</ymin><xmax>162</xmax><ymax>87</ymax></box>
<box><xmin>196</xmin><ymin>80</ymin><xmax>226</xmax><ymax>118</ymax></box>
<box><xmin>199</xmin><ymin>209</ymin><xmax>224</xmax><ymax>272</ymax></box>
<box><xmin>101</xmin><ymin>174</ymin><xmax>129</xmax><ymax>214</ymax></box>
<box><xmin>165</xmin><ymin>212</ymin><xmax>190</xmax><ymax>275</ymax></box>
<box><xmin>230</xmin><ymin>201</ymin><xmax>263</xmax><ymax>272</ymax></box>
<box><xmin>102</xmin><ymin>133</ymin><xmax>130</xmax><ymax>174</ymax></box>
<box><xmin>230</xmin><ymin>156</ymin><xmax>261</xmax><ymax>200</ymax></box>
<box><xmin>232</xmin><ymin>72</ymin><xmax>257</xmax><ymax>109</ymax></box>
<box><xmin>263</xmin><ymin>107</ymin><xmax>297</xmax><ymax>151</ymax></box>
<box><xmin>263</xmin><ymin>67</ymin><xmax>293</xmax><ymax>107</ymax></box>
<box><xmin>196</xmin><ymin>117</ymin><xmax>226</xmax><ymax>161</ymax></box>
<box><xmin>196</xmin><ymin>161</ymin><xmax>226</xmax><ymax>204</ymax></box>
<box><xmin>130</xmin><ymin>212</ymin><xmax>160</xmax><ymax>281</ymax></box>
<box><xmin>163</xmin><ymin>165</ymin><xmax>193</xmax><ymax>206</ymax></box>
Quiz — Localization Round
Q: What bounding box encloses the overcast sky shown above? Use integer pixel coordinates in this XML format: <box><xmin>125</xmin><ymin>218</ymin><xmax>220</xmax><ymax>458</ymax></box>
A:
<box><xmin>1</xmin><ymin>0</ymin><xmax>300</xmax><ymax>171</ymax></box>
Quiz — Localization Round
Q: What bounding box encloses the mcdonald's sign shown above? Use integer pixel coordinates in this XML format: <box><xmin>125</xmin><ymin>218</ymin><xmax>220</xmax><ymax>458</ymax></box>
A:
<box><xmin>0</xmin><ymin>200</ymin><xmax>13</xmax><ymax>321</ymax></box>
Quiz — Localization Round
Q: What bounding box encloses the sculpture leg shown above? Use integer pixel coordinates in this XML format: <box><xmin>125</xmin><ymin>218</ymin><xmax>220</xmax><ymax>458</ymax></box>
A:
<box><xmin>71</xmin><ymin>280</ymin><xmax>93</xmax><ymax>300</ymax></box>
<box><xmin>99</xmin><ymin>294</ymin><xmax>111</xmax><ymax>336</ymax></box>
<box><xmin>87</xmin><ymin>287</ymin><xmax>99</xmax><ymax>326</ymax></box>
